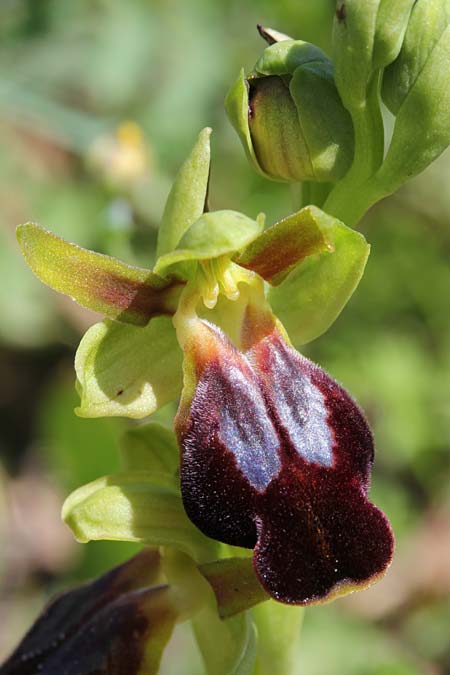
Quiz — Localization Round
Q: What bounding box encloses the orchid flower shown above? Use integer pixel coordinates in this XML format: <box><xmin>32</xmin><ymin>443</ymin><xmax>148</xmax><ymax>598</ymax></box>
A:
<box><xmin>17</xmin><ymin>127</ymin><xmax>393</xmax><ymax>610</ymax></box>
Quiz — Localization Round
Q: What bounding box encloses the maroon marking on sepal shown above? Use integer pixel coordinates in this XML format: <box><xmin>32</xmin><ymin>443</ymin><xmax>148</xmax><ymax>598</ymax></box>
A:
<box><xmin>94</xmin><ymin>271</ymin><xmax>182</xmax><ymax>322</ymax></box>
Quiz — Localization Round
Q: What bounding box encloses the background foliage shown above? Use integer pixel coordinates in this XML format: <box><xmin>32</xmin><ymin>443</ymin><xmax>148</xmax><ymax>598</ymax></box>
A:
<box><xmin>0</xmin><ymin>0</ymin><xmax>449</xmax><ymax>672</ymax></box>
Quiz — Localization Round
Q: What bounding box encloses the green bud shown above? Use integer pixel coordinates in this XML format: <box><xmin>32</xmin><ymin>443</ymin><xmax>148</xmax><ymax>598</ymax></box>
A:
<box><xmin>382</xmin><ymin>0</ymin><xmax>450</xmax><ymax>113</ymax></box>
<box><xmin>225</xmin><ymin>34</ymin><xmax>354</xmax><ymax>183</ymax></box>
<box><xmin>333</xmin><ymin>0</ymin><xmax>415</xmax><ymax>109</ymax></box>
<box><xmin>378</xmin><ymin>0</ymin><xmax>450</xmax><ymax>191</ymax></box>
<box><xmin>372</xmin><ymin>0</ymin><xmax>416</xmax><ymax>71</ymax></box>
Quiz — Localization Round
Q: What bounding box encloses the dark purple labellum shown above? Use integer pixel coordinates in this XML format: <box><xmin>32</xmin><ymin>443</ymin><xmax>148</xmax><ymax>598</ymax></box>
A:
<box><xmin>178</xmin><ymin>322</ymin><xmax>394</xmax><ymax>605</ymax></box>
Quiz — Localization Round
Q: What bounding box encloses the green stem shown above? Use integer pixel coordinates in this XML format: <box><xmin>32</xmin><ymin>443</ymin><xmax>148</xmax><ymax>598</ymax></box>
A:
<box><xmin>292</xmin><ymin>181</ymin><xmax>333</xmax><ymax>212</ymax></box>
<box><xmin>323</xmin><ymin>71</ymin><xmax>385</xmax><ymax>226</ymax></box>
<box><xmin>309</xmin><ymin>181</ymin><xmax>333</xmax><ymax>209</ymax></box>
<box><xmin>291</xmin><ymin>182</ymin><xmax>304</xmax><ymax>211</ymax></box>
<box><xmin>252</xmin><ymin>601</ymin><xmax>305</xmax><ymax>675</ymax></box>
<box><xmin>301</xmin><ymin>182</ymin><xmax>313</xmax><ymax>208</ymax></box>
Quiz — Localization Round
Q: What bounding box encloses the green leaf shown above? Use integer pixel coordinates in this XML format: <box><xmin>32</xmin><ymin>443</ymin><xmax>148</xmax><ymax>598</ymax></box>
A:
<box><xmin>75</xmin><ymin>316</ymin><xmax>183</xmax><ymax>419</ymax></box>
<box><xmin>268</xmin><ymin>210</ymin><xmax>369</xmax><ymax>346</ymax></box>
<box><xmin>17</xmin><ymin>223</ymin><xmax>180</xmax><ymax>326</ymax></box>
<box><xmin>62</xmin><ymin>471</ymin><xmax>214</xmax><ymax>558</ymax></box>
<box><xmin>120</xmin><ymin>422</ymin><xmax>179</xmax><ymax>474</ymax></box>
<box><xmin>156</xmin><ymin>127</ymin><xmax>211</xmax><ymax>258</ymax></box>
<box><xmin>252</xmin><ymin>601</ymin><xmax>304</xmax><ymax>675</ymax></box>
<box><xmin>235</xmin><ymin>206</ymin><xmax>331</xmax><ymax>286</ymax></box>
<box><xmin>154</xmin><ymin>210</ymin><xmax>263</xmax><ymax>278</ymax></box>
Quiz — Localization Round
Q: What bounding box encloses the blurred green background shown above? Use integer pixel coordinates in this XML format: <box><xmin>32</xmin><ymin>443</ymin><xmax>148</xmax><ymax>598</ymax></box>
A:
<box><xmin>1</xmin><ymin>1</ymin><xmax>449</xmax><ymax>673</ymax></box>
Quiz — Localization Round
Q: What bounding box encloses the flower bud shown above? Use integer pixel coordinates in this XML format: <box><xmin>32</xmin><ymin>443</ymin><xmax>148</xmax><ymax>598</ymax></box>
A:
<box><xmin>377</xmin><ymin>0</ymin><xmax>450</xmax><ymax>191</ymax></box>
<box><xmin>382</xmin><ymin>0</ymin><xmax>450</xmax><ymax>114</ymax></box>
<box><xmin>225</xmin><ymin>35</ymin><xmax>354</xmax><ymax>183</ymax></box>
<box><xmin>333</xmin><ymin>0</ymin><xmax>415</xmax><ymax>110</ymax></box>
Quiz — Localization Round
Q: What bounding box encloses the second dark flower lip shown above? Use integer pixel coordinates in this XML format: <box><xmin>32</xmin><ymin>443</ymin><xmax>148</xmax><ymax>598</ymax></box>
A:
<box><xmin>177</xmin><ymin>313</ymin><xmax>394</xmax><ymax>606</ymax></box>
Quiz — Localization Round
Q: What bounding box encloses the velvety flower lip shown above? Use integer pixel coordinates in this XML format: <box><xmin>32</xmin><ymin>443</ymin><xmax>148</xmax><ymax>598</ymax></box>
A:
<box><xmin>176</xmin><ymin>313</ymin><xmax>394</xmax><ymax>605</ymax></box>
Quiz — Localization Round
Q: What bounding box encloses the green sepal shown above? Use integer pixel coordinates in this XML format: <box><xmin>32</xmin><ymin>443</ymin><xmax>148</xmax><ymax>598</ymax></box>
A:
<box><xmin>156</xmin><ymin>127</ymin><xmax>211</xmax><ymax>258</ymax></box>
<box><xmin>382</xmin><ymin>0</ymin><xmax>450</xmax><ymax>114</ymax></box>
<box><xmin>289</xmin><ymin>62</ymin><xmax>354</xmax><ymax>182</ymax></box>
<box><xmin>225</xmin><ymin>69</ymin><xmax>268</xmax><ymax>179</ymax></box>
<box><xmin>252</xmin><ymin>601</ymin><xmax>304</xmax><ymax>675</ymax></box>
<box><xmin>120</xmin><ymin>422</ymin><xmax>179</xmax><ymax>474</ymax></box>
<box><xmin>254</xmin><ymin>40</ymin><xmax>329</xmax><ymax>77</ymax></box>
<box><xmin>17</xmin><ymin>223</ymin><xmax>181</xmax><ymax>326</ymax></box>
<box><xmin>378</xmin><ymin>4</ymin><xmax>450</xmax><ymax>192</ymax></box>
<box><xmin>75</xmin><ymin>316</ymin><xmax>182</xmax><ymax>419</ymax></box>
<box><xmin>154</xmin><ymin>210</ymin><xmax>263</xmax><ymax>278</ymax></box>
<box><xmin>268</xmin><ymin>209</ymin><xmax>370</xmax><ymax>346</ymax></box>
<box><xmin>62</xmin><ymin>471</ymin><xmax>216</xmax><ymax>559</ymax></box>
<box><xmin>235</xmin><ymin>206</ymin><xmax>332</xmax><ymax>286</ymax></box>
<box><xmin>333</xmin><ymin>0</ymin><xmax>381</xmax><ymax>109</ymax></box>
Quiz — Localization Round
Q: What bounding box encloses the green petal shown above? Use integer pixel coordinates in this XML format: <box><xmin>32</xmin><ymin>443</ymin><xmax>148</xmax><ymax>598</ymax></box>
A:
<box><xmin>235</xmin><ymin>206</ymin><xmax>331</xmax><ymax>286</ymax></box>
<box><xmin>225</xmin><ymin>69</ymin><xmax>267</xmax><ymax>178</ymax></box>
<box><xmin>254</xmin><ymin>40</ymin><xmax>329</xmax><ymax>77</ymax></box>
<box><xmin>75</xmin><ymin>316</ymin><xmax>182</xmax><ymax>419</ymax></box>
<box><xmin>268</xmin><ymin>210</ymin><xmax>370</xmax><ymax>346</ymax></box>
<box><xmin>120</xmin><ymin>422</ymin><xmax>179</xmax><ymax>474</ymax></box>
<box><xmin>154</xmin><ymin>210</ymin><xmax>263</xmax><ymax>278</ymax></box>
<box><xmin>62</xmin><ymin>471</ymin><xmax>214</xmax><ymax>558</ymax></box>
<box><xmin>156</xmin><ymin>127</ymin><xmax>211</xmax><ymax>258</ymax></box>
<box><xmin>17</xmin><ymin>223</ymin><xmax>180</xmax><ymax>326</ymax></box>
